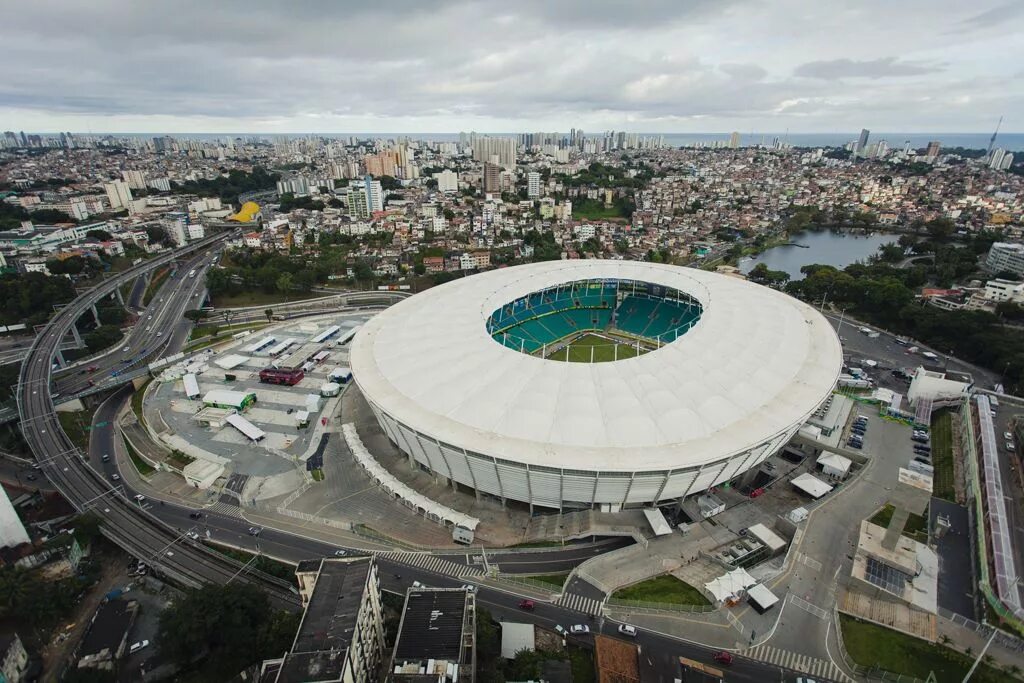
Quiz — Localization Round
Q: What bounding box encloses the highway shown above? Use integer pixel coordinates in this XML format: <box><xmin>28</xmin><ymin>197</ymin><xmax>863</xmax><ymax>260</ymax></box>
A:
<box><xmin>16</xmin><ymin>230</ymin><xmax>301</xmax><ymax>611</ymax></box>
<box><xmin>16</xmin><ymin>242</ymin><xmax>811</xmax><ymax>680</ymax></box>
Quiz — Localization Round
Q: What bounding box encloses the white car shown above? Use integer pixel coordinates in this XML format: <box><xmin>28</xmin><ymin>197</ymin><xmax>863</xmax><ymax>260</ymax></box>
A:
<box><xmin>334</xmin><ymin>549</ymin><xmax>347</xmax><ymax>556</ymax></box>
<box><xmin>617</xmin><ymin>624</ymin><xmax>637</xmax><ymax>637</ymax></box>
<box><xmin>187</xmin><ymin>531</ymin><xmax>200</xmax><ymax>540</ymax></box>
<box><xmin>1005</xmin><ymin>432</ymin><xmax>1014</xmax><ymax>441</ymax></box>
<box><xmin>460</xmin><ymin>584</ymin><xmax>476</xmax><ymax>593</ymax></box>
<box><xmin>1007</xmin><ymin>442</ymin><xmax>1016</xmax><ymax>452</ymax></box>
<box><xmin>569</xmin><ymin>624</ymin><xmax>590</xmax><ymax>634</ymax></box>
<box><xmin>111</xmin><ymin>473</ymin><xmax>120</xmax><ymax>481</ymax></box>
<box><xmin>133</xmin><ymin>494</ymin><xmax>146</xmax><ymax>504</ymax></box>
<box><xmin>129</xmin><ymin>640</ymin><xmax>149</xmax><ymax>654</ymax></box>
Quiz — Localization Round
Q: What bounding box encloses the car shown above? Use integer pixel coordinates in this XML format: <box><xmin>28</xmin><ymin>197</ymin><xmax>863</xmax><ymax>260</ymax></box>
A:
<box><xmin>248</xmin><ymin>527</ymin><xmax>262</xmax><ymax>536</ymax></box>
<box><xmin>334</xmin><ymin>549</ymin><xmax>347</xmax><ymax>556</ymax></box>
<box><xmin>129</xmin><ymin>640</ymin><xmax>149</xmax><ymax>654</ymax></box>
<box><xmin>849</xmin><ymin>435</ymin><xmax>863</xmax><ymax>443</ymax></box>
<box><xmin>713</xmin><ymin>651</ymin><xmax>734</xmax><ymax>665</ymax></box>
<box><xmin>554</xmin><ymin>625</ymin><xmax>567</xmax><ymax>636</ymax></box>
<box><xmin>111</xmin><ymin>473</ymin><xmax>120</xmax><ymax>481</ymax></box>
<box><xmin>847</xmin><ymin>440</ymin><xmax>862</xmax><ymax>449</ymax></box>
<box><xmin>187</xmin><ymin>531</ymin><xmax>200</xmax><ymax>540</ymax></box>
<box><xmin>189</xmin><ymin>511</ymin><xmax>202</xmax><ymax>519</ymax></box>
<box><xmin>133</xmin><ymin>494</ymin><xmax>145</xmax><ymax>504</ymax></box>
<box><xmin>913</xmin><ymin>456</ymin><xmax>932</xmax><ymax>465</ymax></box>
<box><xmin>570</xmin><ymin>624</ymin><xmax>590</xmax><ymax>634</ymax></box>
<box><xmin>101</xmin><ymin>454</ymin><xmax>110</xmax><ymax>462</ymax></box>
<box><xmin>1008</xmin><ymin>442</ymin><xmax>1016</xmax><ymax>452</ymax></box>
<box><xmin>795</xmin><ymin>678</ymin><xmax>818</xmax><ymax>683</ymax></box>
<box><xmin>518</xmin><ymin>599</ymin><xmax>535</xmax><ymax>611</ymax></box>
<box><xmin>78</xmin><ymin>369</ymin><xmax>87</xmax><ymax>375</ymax></box>
<box><xmin>157</xmin><ymin>332</ymin><xmax>163</xmax><ymax>337</ymax></box>
<box><xmin>1005</xmin><ymin>432</ymin><xmax>1014</xmax><ymax>441</ymax></box>
<box><xmin>461</xmin><ymin>584</ymin><xmax>476</xmax><ymax>592</ymax></box>
<box><xmin>122</xmin><ymin>346</ymin><xmax>130</xmax><ymax>352</ymax></box>
<box><xmin>412</xmin><ymin>581</ymin><xmax>424</xmax><ymax>588</ymax></box>
<box><xmin>617</xmin><ymin>624</ymin><xmax>637</xmax><ymax>637</ymax></box>
<box><xmin>87</xmin><ymin>365</ymin><xmax>98</xmax><ymax>373</ymax></box>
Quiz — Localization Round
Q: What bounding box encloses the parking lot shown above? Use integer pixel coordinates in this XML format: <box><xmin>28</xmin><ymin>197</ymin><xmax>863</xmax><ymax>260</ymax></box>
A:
<box><xmin>146</xmin><ymin>312</ymin><xmax>370</xmax><ymax>477</ymax></box>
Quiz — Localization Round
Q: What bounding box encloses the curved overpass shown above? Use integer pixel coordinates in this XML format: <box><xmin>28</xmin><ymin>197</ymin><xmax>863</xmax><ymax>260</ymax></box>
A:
<box><xmin>16</xmin><ymin>231</ymin><xmax>299</xmax><ymax>610</ymax></box>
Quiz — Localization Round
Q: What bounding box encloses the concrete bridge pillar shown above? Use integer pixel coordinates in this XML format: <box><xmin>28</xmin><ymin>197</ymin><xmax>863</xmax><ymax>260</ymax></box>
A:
<box><xmin>69</xmin><ymin>324</ymin><xmax>84</xmax><ymax>348</ymax></box>
<box><xmin>54</xmin><ymin>348</ymin><xmax>66</xmax><ymax>368</ymax></box>
<box><xmin>90</xmin><ymin>304</ymin><xmax>101</xmax><ymax>327</ymax></box>
<box><xmin>113</xmin><ymin>287</ymin><xmax>124</xmax><ymax>306</ymax></box>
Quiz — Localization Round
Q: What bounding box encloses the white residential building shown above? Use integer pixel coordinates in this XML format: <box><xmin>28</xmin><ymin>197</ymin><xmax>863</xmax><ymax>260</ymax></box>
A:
<box><xmin>527</xmin><ymin>171</ymin><xmax>541</xmax><ymax>199</ymax></box>
<box><xmin>434</xmin><ymin>169</ymin><xmax>458</xmax><ymax>193</ymax></box>
<box><xmin>104</xmin><ymin>180</ymin><xmax>133</xmax><ymax>210</ymax></box>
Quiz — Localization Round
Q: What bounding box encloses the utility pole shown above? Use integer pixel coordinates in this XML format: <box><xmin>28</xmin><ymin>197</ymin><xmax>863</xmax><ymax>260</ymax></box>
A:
<box><xmin>962</xmin><ymin>628</ymin><xmax>997</xmax><ymax>682</ymax></box>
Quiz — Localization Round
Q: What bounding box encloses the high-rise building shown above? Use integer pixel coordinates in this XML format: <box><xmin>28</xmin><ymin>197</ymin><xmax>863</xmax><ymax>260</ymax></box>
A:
<box><xmin>925</xmin><ymin>141</ymin><xmax>941</xmax><ymax>159</ymax></box>
<box><xmin>729</xmin><ymin>132</ymin><xmax>740</xmax><ymax>149</ymax></box>
<box><xmin>483</xmin><ymin>162</ymin><xmax>501</xmax><ymax>195</ymax></box>
<box><xmin>0</xmin><ymin>485</ymin><xmax>29</xmax><ymax>549</ymax></box>
<box><xmin>856</xmin><ymin>129</ymin><xmax>870</xmax><ymax>157</ymax></box>
<box><xmin>471</xmin><ymin>137</ymin><xmax>516</xmax><ymax>168</ymax></box>
<box><xmin>122</xmin><ymin>170</ymin><xmax>147</xmax><ymax>190</ymax></box>
<box><xmin>990</xmin><ymin>148</ymin><xmax>1008</xmax><ymax>170</ymax></box>
<box><xmin>526</xmin><ymin>171</ymin><xmax>541</xmax><ymax>199</ymax></box>
<box><xmin>104</xmin><ymin>180</ymin><xmax>133</xmax><ymax>210</ymax></box>
<box><xmin>434</xmin><ymin>170</ymin><xmax>458</xmax><ymax>193</ymax></box>
<box><xmin>364</xmin><ymin>175</ymin><xmax>383</xmax><ymax>212</ymax></box>
<box><xmin>985</xmin><ymin>242</ymin><xmax>1024</xmax><ymax>277</ymax></box>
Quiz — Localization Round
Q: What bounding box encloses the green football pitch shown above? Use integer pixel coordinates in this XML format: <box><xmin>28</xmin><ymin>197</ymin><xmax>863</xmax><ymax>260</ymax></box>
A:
<box><xmin>544</xmin><ymin>333</ymin><xmax>646</xmax><ymax>363</ymax></box>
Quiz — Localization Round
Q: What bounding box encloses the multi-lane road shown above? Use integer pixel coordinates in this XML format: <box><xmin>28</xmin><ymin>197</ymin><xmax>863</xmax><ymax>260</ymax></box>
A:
<box><xmin>16</xmin><ymin>237</ymin><xmax>817</xmax><ymax>681</ymax></box>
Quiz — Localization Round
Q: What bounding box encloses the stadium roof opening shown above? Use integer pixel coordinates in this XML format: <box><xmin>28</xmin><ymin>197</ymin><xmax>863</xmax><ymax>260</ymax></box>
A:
<box><xmin>486</xmin><ymin>278</ymin><xmax>704</xmax><ymax>362</ymax></box>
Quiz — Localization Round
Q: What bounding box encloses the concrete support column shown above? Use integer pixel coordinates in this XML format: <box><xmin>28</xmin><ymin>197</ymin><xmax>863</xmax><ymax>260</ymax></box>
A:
<box><xmin>54</xmin><ymin>349</ymin><xmax>65</xmax><ymax>368</ymax></box>
<box><xmin>69</xmin><ymin>324</ymin><xmax>84</xmax><ymax>348</ymax></box>
<box><xmin>114</xmin><ymin>287</ymin><xmax>124</xmax><ymax>305</ymax></box>
<box><xmin>90</xmin><ymin>304</ymin><xmax>101</xmax><ymax>327</ymax></box>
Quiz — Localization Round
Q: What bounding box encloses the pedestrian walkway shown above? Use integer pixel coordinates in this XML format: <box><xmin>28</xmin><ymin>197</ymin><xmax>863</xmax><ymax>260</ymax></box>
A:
<box><xmin>555</xmin><ymin>592</ymin><xmax>603</xmax><ymax>615</ymax></box>
<box><xmin>205</xmin><ymin>499</ymin><xmax>244</xmax><ymax>519</ymax></box>
<box><xmin>742</xmin><ymin>643</ymin><xmax>853</xmax><ymax>682</ymax></box>
<box><xmin>377</xmin><ymin>551</ymin><xmax>483</xmax><ymax>578</ymax></box>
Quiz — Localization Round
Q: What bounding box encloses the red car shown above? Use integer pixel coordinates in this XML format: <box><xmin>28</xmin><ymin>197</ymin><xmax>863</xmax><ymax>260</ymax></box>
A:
<box><xmin>518</xmin><ymin>599</ymin><xmax>535</xmax><ymax>611</ymax></box>
<box><xmin>713</xmin><ymin>651</ymin><xmax>733</xmax><ymax>666</ymax></box>
<box><xmin>749</xmin><ymin>487</ymin><xmax>765</xmax><ymax>499</ymax></box>
<box><xmin>87</xmin><ymin>365</ymin><xmax>98</xmax><ymax>373</ymax></box>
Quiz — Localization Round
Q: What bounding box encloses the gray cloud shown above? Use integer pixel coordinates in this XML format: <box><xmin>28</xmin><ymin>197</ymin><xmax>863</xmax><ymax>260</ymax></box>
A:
<box><xmin>0</xmin><ymin>0</ymin><xmax>1019</xmax><ymax>132</ymax></box>
<box><xmin>794</xmin><ymin>58</ymin><xmax>944</xmax><ymax>80</ymax></box>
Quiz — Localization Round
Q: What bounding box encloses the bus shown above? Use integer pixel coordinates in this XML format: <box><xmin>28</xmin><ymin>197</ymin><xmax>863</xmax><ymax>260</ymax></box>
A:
<box><xmin>259</xmin><ymin>367</ymin><xmax>304</xmax><ymax>386</ymax></box>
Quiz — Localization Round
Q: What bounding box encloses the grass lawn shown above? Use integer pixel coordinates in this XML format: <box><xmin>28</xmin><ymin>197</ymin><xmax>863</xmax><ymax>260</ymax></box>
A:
<box><xmin>209</xmin><ymin>290</ymin><xmax>321</xmax><ymax>308</ymax></box>
<box><xmin>568</xmin><ymin>645</ymin><xmax>596</xmax><ymax>683</ymax></box>
<box><xmin>930</xmin><ymin>409</ymin><xmax>956</xmax><ymax>502</ymax></box>
<box><xmin>868</xmin><ymin>504</ymin><xmax>928</xmax><ymax>543</ymax></box>
<box><xmin>130</xmin><ymin>379</ymin><xmax>151</xmax><ymax>429</ymax></box>
<box><xmin>612</xmin><ymin>575</ymin><xmax>711</xmax><ymax>606</ymax></box>
<box><xmin>206</xmin><ymin>543</ymin><xmax>298</xmax><ymax>586</ymax></box>
<box><xmin>189</xmin><ymin>321</ymin><xmax>267</xmax><ymax>341</ymax></box>
<box><xmin>123</xmin><ymin>439</ymin><xmax>156</xmax><ymax>476</ymax></box>
<box><xmin>546</xmin><ymin>333</ymin><xmax>645</xmax><ymax>363</ymax></box>
<box><xmin>840</xmin><ymin>615</ymin><xmax>1009</xmax><ymax>682</ymax></box>
<box><xmin>572</xmin><ymin>199</ymin><xmax>627</xmax><ymax>221</ymax></box>
<box><xmin>58</xmin><ymin>408</ymin><xmax>98</xmax><ymax>452</ymax></box>
<box><xmin>526</xmin><ymin>573</ymin><xmax>569</xmax><ymax>589</ymax></box>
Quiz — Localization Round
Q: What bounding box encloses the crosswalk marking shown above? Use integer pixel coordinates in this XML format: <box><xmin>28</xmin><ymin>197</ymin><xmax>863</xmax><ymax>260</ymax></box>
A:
<box><xmin>206</xmin><ymin>500</ymin><xmax>244</xmax><ymax>519</ymax></box>
<box><xmin>377</xmin><ymin>551</ymin><xmax>483</xmax><ymax>578</ymax></box>
<box><xmin>554</xmin><ymin>592</ymin><xmax>603</xmax><ymax>615</ymax></box>
<box><xmin>742</xmin><ymin>643</ymin><xmax>853</xmax><ymax>682</ymax></box>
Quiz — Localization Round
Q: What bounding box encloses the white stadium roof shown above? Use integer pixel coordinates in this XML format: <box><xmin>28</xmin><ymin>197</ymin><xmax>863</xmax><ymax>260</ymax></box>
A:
<box><xmin>351</xmin><ymin>261</ymin><xmax>842</xmax><ymax>472</ymax></box>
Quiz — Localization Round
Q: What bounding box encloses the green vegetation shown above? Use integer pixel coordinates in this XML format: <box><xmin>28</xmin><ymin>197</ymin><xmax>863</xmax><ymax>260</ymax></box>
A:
<box><xmin>0</xmin><ymin>562</ymin><xmax>102</xmax><ymax>640</ymax></box>
<box><xmin>475</xmin><ymin>608</ymin><xmax>504</xmax><ymax>681</ymax></box>
<box><xmin>840</xmin><ymin>615</ymin><xmax>1008</xmax><ymax>682</ymax></box>
<box><xmin>157</xmin><ymin>582</ymin><xmax>300</xmax><ymax>682</ymax></box>
<box><xmin>746</xmin><ymin>262</ymin><xmax>790</xmax><ymax>288</ymax></box>
<box><xmin>572</xmin><ymin>198</ymin><xmax>630</xmax><ymax>220</ymax></box>
<box><xmin>0</xmin><ymin>272</ymin><xmax>77</xmax><ymax>326</ymax></box>
<box><xmin>930</xmin><ymin>410</ymin><xmax>956</xmax><ymax>502</ymax></box>
<box><xmin>505</xmin><ymin>646</ymin><xmax>595</xmax><ymax>683</ymax></box>
<box><xmin>170</xmin><ymin>167</ymin><xmax>280</xmax><ymax>205</ymax></box>
<box><xmin>612</xmin><ymin>574</ymin><xmax>711</xmax><ymax>606</ymax></box>
<box><xmin>207</xmin><ymin>545</ymin><xmax>297</xmax><ymax>586</ymax></box>
<box><xmin>311</xmin><ymin>468</ymin><xmax>324</xmax><ymax>482</ymax></box>
<box><xmin>0</xmin><ymin>201</ymin><xmax>75</xmax><ymax>229</ymax></box>
<box><xmin>81</xmin><ymin>324</ymin><xmax>126</xmax><ymax>354</ymax></box>
<box><xmin>525</xmin><ymin>573</ymin><xmax>569</xmax><ymax>589</ymax></box>
<box><xmin>523</xmin><ymin>229</ymin><xmax>562</xmax><ymax>262</ymax></box>
<box><xmin>277</xmin><ymin>192</ymin><xmax>341</xmax><ymax>212</ymax></box>
<box><xmin>545</xmin><ymin>333</ymin><xmax>644</xmax><ymax>363</ymax></box>
<box><xmin>167</xmin><ymin>449</ymin><xmax>195</xmax><ymax>469</ymax></box>
<box><xmin>868</xmin><ymin>504</ymin><xmax>928</xmax><ymax>543</ymax></box>
<box><xmin>208</xmin><ymin>288</ymin><xmax>321</xmax><ymax>309</ymax></box>
<box><xmin>123</xmin><ymin>438</ymin><xmax>156</xmax><ymax>476</ymax></box>
<box><xmin>57</xmin><ymin>407</ymin><xmax>99</xmax><ymax>452</ymax></box>
<box><xmin>785</xmin><ymin>230</ymin><xmax>1024</xmax><ymax>394</ymax></box>
<box><xmin>143</xmin><ymin>266</ymin><xmax>171</xmax><ymax>306</ymax></box>
<box><xmin>130</xmin><ymin>379</ymin><xmax>151</xmax><ymax>428</ymax></box>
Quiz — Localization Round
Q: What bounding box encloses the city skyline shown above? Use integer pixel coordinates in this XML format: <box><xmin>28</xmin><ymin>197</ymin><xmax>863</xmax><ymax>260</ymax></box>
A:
<box><xmin>0</xmin><ymin>0</ymin><xmax>1021</xmax><ymax>134</ymax></box>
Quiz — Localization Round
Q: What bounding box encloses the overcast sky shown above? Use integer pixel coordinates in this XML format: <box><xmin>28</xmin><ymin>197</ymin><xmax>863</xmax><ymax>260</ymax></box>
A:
<box><xmin>1</xmin><ymin>0</ymin><xmax>1021</xmax><ymax>134</ymax></box>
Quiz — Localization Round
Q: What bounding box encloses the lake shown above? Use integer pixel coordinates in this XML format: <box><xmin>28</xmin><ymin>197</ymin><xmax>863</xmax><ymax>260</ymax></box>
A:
<box><xmin>738</xmin><ymin>229</ymin><xmax>902</xmax><ymax>280</ymax></box>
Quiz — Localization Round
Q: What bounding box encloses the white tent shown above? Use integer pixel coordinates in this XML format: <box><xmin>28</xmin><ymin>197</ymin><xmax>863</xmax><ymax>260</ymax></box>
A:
<box><xmin>817</xmin><ymin>451</ymin><xmax>852</xmax><ymax>479</ymax></box>
<box><xmin>214</xmin><ymin>354</ymin><xmax>248</xmax><ymax>370</ymax></box>
<box><xmin>704</xmin><ymin>568</ymin><xmax>756</xmax><ymax>604</ymax></box>
<box><xmin>791</xmin><ymin>472</ymin><xmax>833</xmax><ymax>499</ymax></box>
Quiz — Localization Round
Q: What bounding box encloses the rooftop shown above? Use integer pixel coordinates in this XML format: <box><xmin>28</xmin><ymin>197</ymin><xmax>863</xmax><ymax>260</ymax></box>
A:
<box><xmin>393</xmin><ymin>589</ymin><xmax>470</xmax><ymax>667</ymax></box>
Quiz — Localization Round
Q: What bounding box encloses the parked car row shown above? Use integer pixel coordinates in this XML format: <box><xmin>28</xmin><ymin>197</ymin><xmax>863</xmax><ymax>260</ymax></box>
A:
<box><xmin>847</xmin><ymin>415</ymin><xmax>869</xmax><ymax>449</ymax></box>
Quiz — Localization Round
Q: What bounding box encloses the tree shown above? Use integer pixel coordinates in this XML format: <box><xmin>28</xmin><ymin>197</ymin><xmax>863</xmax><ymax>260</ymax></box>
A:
<box><xmin>157</xmin><ymin>583</ymin><xmax>299</xmax><ymax>680</ymax></box>
<box><xmin>747</xmin><ymin>263</ymin><xmax>790</xmax><ymax>288</ymax></box>
<box><xmin>264</xmin><ymin>308</ymin><xmax>274</xmax><ymax>322</ymax></box>
<box><xmin>275</xmin><ymin>272</ymin><xmax>294</xmax><ymax>295</ymax></box>
<box><xmin>926</xmin><ymin>217</ymin><xmax>955</xmax><ymax>240</ymax></box>
<box><xmin>183</xmin><ymin>309</ymin><xmax>208</xmax><ymax>323</ymax></box>
<box><xmin>85</xmin><ymin>228</ymin><xmax>113</xmax><ymax>241</ymax></box>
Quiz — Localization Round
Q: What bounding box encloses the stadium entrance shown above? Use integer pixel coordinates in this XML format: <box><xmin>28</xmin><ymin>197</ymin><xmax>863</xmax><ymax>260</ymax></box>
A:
<box><xmin>486</xmin><ymin>278</ymin><xmax>703</xmax><ymax>362</ymax></box>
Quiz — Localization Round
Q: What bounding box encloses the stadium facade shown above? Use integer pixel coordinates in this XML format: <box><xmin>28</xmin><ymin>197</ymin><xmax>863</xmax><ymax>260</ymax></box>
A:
<box><xmin>350</xmin><ymin>261</ymin><xmax>842</xmax><ymax>511</ymax></box>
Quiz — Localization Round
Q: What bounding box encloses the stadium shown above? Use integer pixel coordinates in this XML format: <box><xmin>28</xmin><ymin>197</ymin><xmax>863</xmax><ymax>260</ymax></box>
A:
<box><xmin>350</xmin><ymin>260</ymin><xmax>843</xmax><ymax>511</ymax></box>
